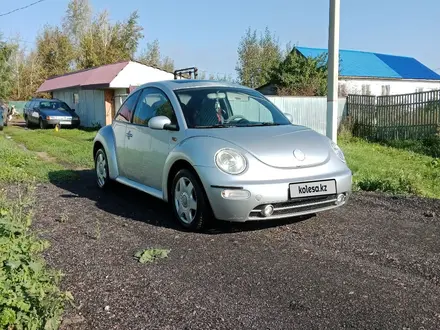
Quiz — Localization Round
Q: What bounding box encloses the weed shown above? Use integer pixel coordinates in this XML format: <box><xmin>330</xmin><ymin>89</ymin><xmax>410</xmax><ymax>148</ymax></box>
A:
<box><xmin>0</xmin><ymin>187</ymin><xmax>73</xmax><ymax>329</ymax></box>
<box><xmin>134</xmin><ymin>248</ymin><xmax>171</xmax><ymax>264</ymax></box>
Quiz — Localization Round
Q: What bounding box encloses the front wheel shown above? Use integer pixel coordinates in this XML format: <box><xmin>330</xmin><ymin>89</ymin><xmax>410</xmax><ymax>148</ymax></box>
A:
<box><xmin>39</xmin><ymin>118</ymin><xmax>47</xmax><ymax>129</ymax></box>
<box><xmin>95</xmin><ymin>148</ymin><xmax>111</xmax><ymax>189</ymax></box>
<box><xmin>171</xmin><ymin>169</ymin><xmax>211</xmax><ymax>231</ymax></box>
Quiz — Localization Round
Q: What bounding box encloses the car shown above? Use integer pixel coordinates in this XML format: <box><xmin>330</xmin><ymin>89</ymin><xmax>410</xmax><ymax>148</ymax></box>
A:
<box><xmin>23</xmin><ymin>98</ymin><xmax>80</xmax><ymax>129</ymax></box>
<box><xmin>93</xmin><ymin>80</ymin><xmax>352</xmax><ymax>231</ymax></box>
<box><xmin>0</xmin><ymin>100</ymin><xmax>9</xmax><ymax>131</ymax></box>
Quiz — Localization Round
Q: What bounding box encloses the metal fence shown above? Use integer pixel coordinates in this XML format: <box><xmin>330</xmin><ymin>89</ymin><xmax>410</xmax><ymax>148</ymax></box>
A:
<box><xmin>267</xmin><ymin>96</ymin><xmax>347</xmax><ymax>135</ymax></box>
<box><xmin>348</xmin><ymin>90</ymin><xmax>440</xmax><ymax>140</ymax></box>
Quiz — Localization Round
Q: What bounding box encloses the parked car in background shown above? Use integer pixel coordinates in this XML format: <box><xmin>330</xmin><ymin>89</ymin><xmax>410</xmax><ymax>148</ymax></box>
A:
<box><xmin>93</xmin><ymin>80</ymin><xmax>352</xmax><ymax>231</ymax></box>
<box><xmin>23</xmin><ymin>98</ymin><xmax>80</xmax><ymax>129</ymax></box>
<box><xmin>0</xmin><ymin>101</ymin><xmax>6</xmax><ymax>131</ymax></box>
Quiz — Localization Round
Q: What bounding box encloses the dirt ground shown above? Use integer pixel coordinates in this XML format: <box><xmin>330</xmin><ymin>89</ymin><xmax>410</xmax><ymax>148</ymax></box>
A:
<box><xmin>12</xmin><ymin>170</ymin><xmax>440</xmax><ymax>329</ymax></box>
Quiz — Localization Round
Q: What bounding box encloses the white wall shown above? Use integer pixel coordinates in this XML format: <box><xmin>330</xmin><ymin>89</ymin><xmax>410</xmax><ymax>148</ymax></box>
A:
<box><xmin>77</xmin><ymin>89</ymin><xmax>105</xmax><ymax>127</ymax></box>
<box><xmin>110</xmin><ymin>62</ymin><xmax>175</xmax><ymax>88</ymax></box>
<box><xmin>53</xmin><ymin>88</ymin><xmax>105</xmax><ymax>127</ymax></box>
<box><xmin>53</xmin><ymin>88</ymin><xmax>79</xmax><ymax>110</ymax></box>
<box><xmin>266</xmin><ymin>96</ymin><xmax>347</xmax><ymax>136</ymax></box>
<box><xmin>339</xmin><ymin>78</ymin><xmax>440</xmax><ymax>96</ymax></box>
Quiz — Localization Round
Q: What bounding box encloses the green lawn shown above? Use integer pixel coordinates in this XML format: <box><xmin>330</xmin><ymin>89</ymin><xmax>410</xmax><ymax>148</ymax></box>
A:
<box><xmin>340</xmin><ymin>136</ymin><xmax>440</xmax><ymax>198</ymax></box>
<box><xmin>0</xmin><ymin>134</ymin><xmax>76</xmax><ymax>184</ymax></box>
<box><xmin>4</xmin><ymin>126</ymin><xmax>97</xmax><ymax>169</ymax></box>
<box><xmin>2</xmin><ymin>125</ymin><xmax>440</xmax><ymax>199</ymax></box>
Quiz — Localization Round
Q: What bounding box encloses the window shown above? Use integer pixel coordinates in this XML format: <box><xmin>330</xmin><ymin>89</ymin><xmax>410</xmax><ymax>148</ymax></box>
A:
<box><xmin>73</xmin><ymin>93</ymin><xmax>79</xmax><ymax>104</ymax></box>
<box><xmin>416</xmin><ymin>87</ymin><xmax>424</xmax><ymax>93</ymax></box>
<box><xmin>381</xmin><ymin>85</ymin><xmax>390</xmax><ymax>96</ymax></box>
<box><xmin>39</xmin><ymin>100</ymin><xmax>72</xmax><ymax>111</ymax></box>
<box><xmin>174</xmin><ymin>87</ymin><xmax>290</xmax><ymax>128</ymax></box>
<box><xmin>132</xmin><ymin>87</ymin><xmax>177</xmax><ymax>126</ymax></box>
<box><xmin>133</xmin><ymin>88</ymin><xmax>177</xmax><ymax>126</ymax></box>
<box><xmin>114</xmin><ymin>90</ymin><xmax>141</xmax><ymax>122</ymax></box>
<box><xmin>362</xmin><ymin>84</ymin><xmax>371</xmax><ymax>95</ymax></box>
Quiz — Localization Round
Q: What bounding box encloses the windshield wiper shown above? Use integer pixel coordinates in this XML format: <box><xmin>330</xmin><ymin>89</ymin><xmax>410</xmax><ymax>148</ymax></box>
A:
<box><xmin>241</xmin><ymin>122</ymin><xmax>282</xmax><ymax>127</ymax></box>
<box><xmin>193</xmin><ymin>124</ymin><xmax>231</xmax><ymax>128</ymax></box>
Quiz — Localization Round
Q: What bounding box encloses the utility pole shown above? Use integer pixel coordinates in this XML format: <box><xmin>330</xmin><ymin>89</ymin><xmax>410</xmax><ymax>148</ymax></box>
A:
<box><xmin>326</xmin><ymin>0</ymin><xmax>340</xmax><ymax>143</ymax></box>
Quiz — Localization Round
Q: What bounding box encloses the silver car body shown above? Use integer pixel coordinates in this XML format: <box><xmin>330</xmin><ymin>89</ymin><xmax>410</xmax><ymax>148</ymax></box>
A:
<box><xmin>93</xmin><ymin>80</ymin><xmax>352</xmax><ymax>222</ymax></box>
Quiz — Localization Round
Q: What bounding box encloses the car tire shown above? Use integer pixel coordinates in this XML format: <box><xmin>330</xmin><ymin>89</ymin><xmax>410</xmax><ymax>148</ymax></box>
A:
<box><xmin>95</xmin><ymin>148</ymin><xmax>111</xmax><ymax>189</ymax></box>
<box><xmin>171</xmin><ymin>168</ymin><xmax>212</xmax><ymax>231</ymax></box>
<box><xmin>39</xmin><ymin>118</ymin><xmax>47</xmax><ymax>129</ymax></box>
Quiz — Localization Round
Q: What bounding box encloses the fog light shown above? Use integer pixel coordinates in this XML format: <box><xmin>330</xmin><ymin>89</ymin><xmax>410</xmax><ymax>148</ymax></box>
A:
<box><xmin>336</xmin><ymin>193</ymin><xmax>346</xmax><ymax>205</ymax></box>
<box><xmin>261</xmin><ymin>204</ymin><xmax>274</xmax><ymax>217</ymax></box>
<box><xmin>221</xmin><ymin>189</ymin><xmax>251</xmax><ymax>200</ymax></box>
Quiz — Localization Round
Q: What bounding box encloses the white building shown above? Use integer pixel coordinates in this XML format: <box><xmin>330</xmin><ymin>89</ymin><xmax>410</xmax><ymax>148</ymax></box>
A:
<box><xmin>36</xmin><ymin>61</ymin><xmax>179</xmax><ymax>127</ymax></box>
<box><xmin>257</xmin><ymin>47</ymin><xmax>440</xmax><ymax>96</ymax></box>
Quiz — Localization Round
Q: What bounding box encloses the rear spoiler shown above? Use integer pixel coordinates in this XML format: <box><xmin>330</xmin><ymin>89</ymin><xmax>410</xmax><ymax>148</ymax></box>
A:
<box><xmin>174</xmin><ymin>67</ymin><xmax>198</xmax><ymax>80</ymax></box>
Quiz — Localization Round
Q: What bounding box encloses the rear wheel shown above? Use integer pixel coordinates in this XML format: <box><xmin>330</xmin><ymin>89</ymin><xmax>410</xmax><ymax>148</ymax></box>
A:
<box><xmin>170</xmin><ymin>169</ymin><xmax>211</xmax><ymax>231</ymax></box>
<box><xmin>95</xmin><ymin>148</ymin><xmax>111</xmax><ymax>189</ymax></box>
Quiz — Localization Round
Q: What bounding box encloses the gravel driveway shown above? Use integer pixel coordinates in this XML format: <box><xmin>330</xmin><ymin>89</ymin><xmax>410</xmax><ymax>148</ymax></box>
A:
<box><xmin>25</xmin><ymin>170</ymin><xmax>440</xmax><ymax>329</ymax></box>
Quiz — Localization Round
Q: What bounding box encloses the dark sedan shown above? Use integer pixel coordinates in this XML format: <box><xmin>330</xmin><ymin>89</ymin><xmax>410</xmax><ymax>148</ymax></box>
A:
<box><xmin>24</xmin><ymin>98</ymin><xmax>80</xmax><ymax>129</ymax></box>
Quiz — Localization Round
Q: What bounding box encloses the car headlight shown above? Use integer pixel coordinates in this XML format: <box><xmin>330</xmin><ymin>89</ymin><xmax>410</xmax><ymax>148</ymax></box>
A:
<box><xmin>330</xmin><ymin>140</ymin><xmax>346</xmax><ymax>163</ymax></box>
<box><xmin>215</xmin><ymin>148</ymin><xmax>247</xmax><ymax>175</ymax></box>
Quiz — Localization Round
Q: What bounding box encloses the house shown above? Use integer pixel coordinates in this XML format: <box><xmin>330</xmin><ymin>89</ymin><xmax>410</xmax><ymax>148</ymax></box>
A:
<box><xmin>36</xmin><ymin>61</ymin><xmax>179</xmax><ymax>127</ymax></box>
<box><xmin>256</xmin><ymin>47</ymin><xmax>440</xmax><ymax>96</ymax></box>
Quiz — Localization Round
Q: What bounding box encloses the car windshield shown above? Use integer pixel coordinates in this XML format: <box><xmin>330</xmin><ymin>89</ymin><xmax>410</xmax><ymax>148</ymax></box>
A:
<box><xmin>173</xmin><ymin>87</ymin><xmax>291</xmax><ymax>128</ymax></box>
<box><xmin>39</xmin><ymin>101</ymin><xmax>71</xmax><ymax>111</ymax></box>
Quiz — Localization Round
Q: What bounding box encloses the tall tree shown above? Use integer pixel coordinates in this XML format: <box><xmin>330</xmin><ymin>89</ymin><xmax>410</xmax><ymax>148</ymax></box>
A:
<box><xmin>235</xmin><ymin>27</ymin><xmax>282</xmax><ymax>88</ymax></box>
<box><xmin>63</xmin><ymin>0</ymin><xmax>92</xmax><ymax>44</ymax></box>
<box><xmin>137</xmin><ymin>39</ymin><xmax>175</xmax><ymax>72</ymax></box>
<box><xmin>0</xmin><ymin>36</ymin><xmax>14</xmax><ymax>99</ymax></box>
<box><xmin>76</xmin><ymin>10</ymin><xmax>143</xmax><ymax>69</ymax></box>
<box><xmin>271</xmin><ymin>47</ymin><xmax>328</xmax><ymax>96</ymax></box>
<box><xmin>36</xmin><ymin>26</ymin><xmax>74</xmax><ymax>78</ymax></box>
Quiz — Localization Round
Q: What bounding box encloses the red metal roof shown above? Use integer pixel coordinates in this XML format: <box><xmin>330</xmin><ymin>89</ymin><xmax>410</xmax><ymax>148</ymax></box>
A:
<box><xmin>37</xmin><ymin>61</ymin><xmax>130</xmax><ymax>93</ymax></box>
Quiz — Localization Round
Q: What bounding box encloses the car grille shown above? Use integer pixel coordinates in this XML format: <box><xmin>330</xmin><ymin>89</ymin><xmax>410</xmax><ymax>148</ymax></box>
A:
<box><xmin>249</xmin><ymin>194</ymin><xmax>338</xmax><ymax>220</ymax></box>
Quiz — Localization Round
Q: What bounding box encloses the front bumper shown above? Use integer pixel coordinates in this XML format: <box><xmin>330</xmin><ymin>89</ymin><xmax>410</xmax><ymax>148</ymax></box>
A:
<box><xmin>196</xmin><ymin>167</ymin><xmax>352</xmax><ymax>222</ymax></box>
<box><xmin>46</xmin><ymin>118</ymin><xmax>80</xmax><ymax>126</ymax></box>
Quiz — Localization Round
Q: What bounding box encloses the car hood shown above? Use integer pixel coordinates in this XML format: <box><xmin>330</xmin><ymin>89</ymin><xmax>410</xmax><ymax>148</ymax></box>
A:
<box><xmin>41</xmin><ymin>109</ymin><xmax>75</xmax><ymax>117</ymax></box>
<box><xmin>187</xmin><ymin>125</ymin><xmax>331</xmax><ymax>168</ymax></box>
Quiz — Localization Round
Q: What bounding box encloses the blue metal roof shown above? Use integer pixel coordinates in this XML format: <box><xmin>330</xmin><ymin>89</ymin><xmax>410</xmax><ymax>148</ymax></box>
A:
<box><xmin>295</xmin><ymin>46</ymin><xmax>440</xmax><ymax>80</ymax></box>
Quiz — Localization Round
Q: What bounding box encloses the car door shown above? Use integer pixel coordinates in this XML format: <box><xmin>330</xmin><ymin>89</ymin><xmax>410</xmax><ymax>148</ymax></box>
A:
<box><xmin>28</xmin><ymin>101</ymin><xmax>39</xmax><ymax>124</ymax></box>
<box><xmin>124</xmin><ymin>87</ymin><xmax>181</xmax><ymax>191</ymax></box>
<box><xmin>112</xmin><ymin>90</ymin><xmax>141</xmax><ymax>178</ymax></box>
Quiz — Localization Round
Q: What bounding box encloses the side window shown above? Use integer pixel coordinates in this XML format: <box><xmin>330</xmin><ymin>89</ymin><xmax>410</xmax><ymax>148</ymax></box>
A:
<box><xmin>132</xmin><ymin>89</ymin><xmax>156</xmax><ymax>126</ymax></box>
<box><xmin>133</xmin><ymin>88</ymin><xmax>177</xmax><ymax>126</ymax></box>
<box><xmin>115</xmin><ymin>90</ymin><xmax>141</xmax><ymax>122</ymax></box>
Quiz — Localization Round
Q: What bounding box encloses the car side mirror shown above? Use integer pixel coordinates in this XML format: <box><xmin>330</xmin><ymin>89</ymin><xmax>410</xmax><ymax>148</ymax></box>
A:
<box><xmin>284</xmin><ymin>113</ymin><xmax>293</xmax><ymax>123</ymax></box>
<box><xmin>71</xmin><ymin>108</ymin><xmax>75</xmax><ymax>112</ymax></box>
<box><xmin>149</xmin><ymin>115</ymin><xmax>172</xmax><ymax>130</ymax></box>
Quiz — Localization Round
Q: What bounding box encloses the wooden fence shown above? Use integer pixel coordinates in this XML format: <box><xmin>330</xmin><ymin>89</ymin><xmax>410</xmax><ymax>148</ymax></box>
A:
<box><xmin>347</xmin><ymin>90</ymin><xmax>440</xmax><ymax>140</ymax></box>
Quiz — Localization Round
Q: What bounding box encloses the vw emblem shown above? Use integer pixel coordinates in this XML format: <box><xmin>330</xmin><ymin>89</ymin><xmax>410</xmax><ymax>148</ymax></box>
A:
<box><xmin>293</xmin><ymin>149</ymin><xmax>305</xmax><ymax>161</ymax></box>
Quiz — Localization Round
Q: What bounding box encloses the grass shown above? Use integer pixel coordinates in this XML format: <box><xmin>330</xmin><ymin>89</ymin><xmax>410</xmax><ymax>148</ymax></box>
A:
<box><xmin>3</xmin><ymin>124</ymin><xmax>440</xmax><ymax>200</ymax></box>
<box><xmin>339</xmin><ymin>134</ymin><xmax>440</xmax><ymax>198</ymax></box>
<box><xmin>4</xmin><ymin>126</ymin><xmax>97</xmax><ymax>169</ymax></box>
<box><xmin>0</xmin><ymin>134</ymin><xmax>77</xmax><ymax>184</ymax></box>
<box><xmin>0</xmin><ymin>186</ymin><xmax>73</xmax><ymax>329</ymax></box>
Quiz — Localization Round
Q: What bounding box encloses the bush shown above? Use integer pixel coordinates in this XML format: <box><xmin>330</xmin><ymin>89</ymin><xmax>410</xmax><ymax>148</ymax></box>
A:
<box><xmin>0</xmin><ymin>186</ymin><xmax>72</xmax><ymax>329</ymax></box>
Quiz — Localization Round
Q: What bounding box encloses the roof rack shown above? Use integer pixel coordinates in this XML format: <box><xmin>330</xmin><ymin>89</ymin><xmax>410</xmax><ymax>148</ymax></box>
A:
<box><xmin>174</xmin><ymin>67</ymin><xmax>198</xmax><ymax>80</ymax></box>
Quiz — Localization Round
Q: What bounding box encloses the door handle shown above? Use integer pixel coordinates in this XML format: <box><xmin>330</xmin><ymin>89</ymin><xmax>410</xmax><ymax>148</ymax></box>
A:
<box><xmin>126</xmin><ymin>131</ymin><xmax>133</xmax><ymax>139</ymax></box>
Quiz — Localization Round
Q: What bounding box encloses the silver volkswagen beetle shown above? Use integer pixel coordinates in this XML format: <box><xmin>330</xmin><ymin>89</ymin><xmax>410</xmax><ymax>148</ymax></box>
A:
<box><xmin>93</xmin><ymin>80</ymin><xmax>352</xmax><ymax>230</ymax></box>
